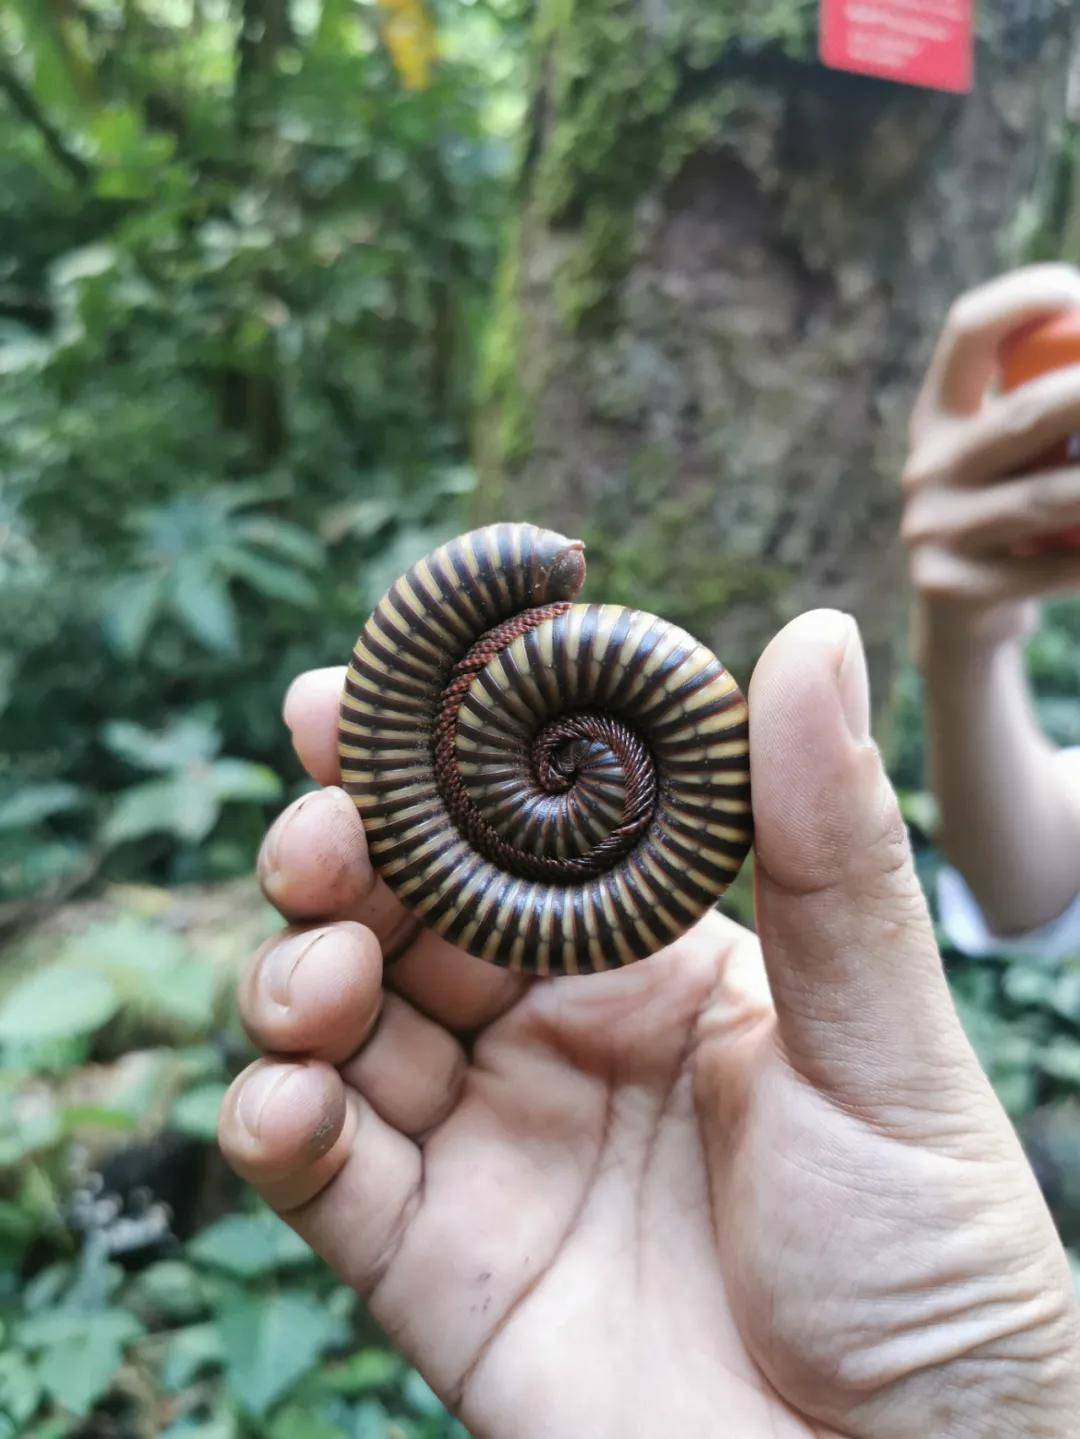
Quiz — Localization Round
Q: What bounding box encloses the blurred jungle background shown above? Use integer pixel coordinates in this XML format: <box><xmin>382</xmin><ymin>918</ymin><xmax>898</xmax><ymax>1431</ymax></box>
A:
<box><xmin>2</xmin><ymin>1</ymin><xmax>1080</xmax><ymax>1434</ymax></box>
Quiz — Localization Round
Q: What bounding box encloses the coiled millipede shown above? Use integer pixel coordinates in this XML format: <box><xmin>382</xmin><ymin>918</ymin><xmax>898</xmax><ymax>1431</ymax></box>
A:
<box><xmin>338</xmin><ymin>523</ymin><xmax>752</xmax><ymax>975</ymax></box>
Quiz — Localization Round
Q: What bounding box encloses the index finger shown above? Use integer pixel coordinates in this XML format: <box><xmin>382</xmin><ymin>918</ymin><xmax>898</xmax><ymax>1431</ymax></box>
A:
<box><xmin>284</xmin><ymin>665</ymin><xmax>348</xmax><ymax>784</ymax></box>
<box><xmin>275</xmin><ymin>665</ymin><xmax>530</xmax><ymax>1028</ymax></box>
<box><xmin>917</xmin><ymin>264</ymin><xmax>1080</xmax><ymax>420</ymax></box>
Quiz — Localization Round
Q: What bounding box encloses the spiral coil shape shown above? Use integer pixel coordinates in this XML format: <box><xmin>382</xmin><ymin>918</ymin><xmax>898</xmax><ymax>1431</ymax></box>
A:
<box><xmin>338</xmin><ymin>523</ymin><xmax>752</xmax><ymax>974</ymax></box>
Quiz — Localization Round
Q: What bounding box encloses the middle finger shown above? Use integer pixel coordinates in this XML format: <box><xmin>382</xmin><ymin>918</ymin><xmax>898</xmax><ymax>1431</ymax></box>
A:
<box><xmin>904</xmin><ymin>466</ymin><xmax>1080</xmax><ymax>553</ymax></box>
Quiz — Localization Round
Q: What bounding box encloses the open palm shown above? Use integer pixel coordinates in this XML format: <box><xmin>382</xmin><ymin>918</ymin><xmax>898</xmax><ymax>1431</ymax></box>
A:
<box><xmin>220</xmin><ymin>612</ymin><xmax>1080</xmax><ymax>1439</ymax></box>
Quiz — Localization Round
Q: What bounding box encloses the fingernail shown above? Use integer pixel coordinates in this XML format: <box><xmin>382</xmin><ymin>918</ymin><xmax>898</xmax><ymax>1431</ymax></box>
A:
<box><xmin>237</xmin><ymin>1064</ymin><xmax>300</xmax><ymax>1139</ymax></box>
<box><xmin>791</xmin><ymin>607</ymin><xmax>851</xmax><ymax>649</ymax></box>
<box><xmin>790</xmin><ymin>608</ymin><xmax>871</xmax><ymax>746</ymax></box>
<box><xmin>261</xmin><ymin>929</ymin><xmax>329</xmax><ymax>1007</ymax></box>
<box><xmin>282</xmin><ymin>676</ymin><xmax>302</xmax><ymax>731</ymax></box>
<box><xmin>836</xmin><ymin>616</ymin><xmax>871</xmax><ymax>747</ymax></box>
<box><xmin>259</xmin><ymin>793</ymin><xmax>313</xmax><ymax>886</ymax></box>
<box><xmin>324</xmin><ymin>785</ymin><xmax>357</xmax><ymax>818</ymax></box>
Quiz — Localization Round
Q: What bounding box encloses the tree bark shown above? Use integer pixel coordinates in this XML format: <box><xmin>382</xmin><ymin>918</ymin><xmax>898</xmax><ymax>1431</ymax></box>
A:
<box><xmin>476</xmin><ymin>0</ymin><xmax>1080</xmax><ymax>718</ymax></box>
<box><xmin>227</xmin><ymin>0</ymin><xmax>294</xmax><ymax>465</ymax></box>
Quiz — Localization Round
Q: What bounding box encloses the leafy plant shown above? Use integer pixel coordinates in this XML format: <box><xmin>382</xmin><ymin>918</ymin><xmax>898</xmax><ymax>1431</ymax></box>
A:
<box><xmin>100</xmin><ymin>712</ymin><xmax>282</xmax><ymax>849</ymax></box>
<box><xmin>103</xmin><ymin>488</ymin><xmax>324</xmax><ymax>660</ymax></box>
<box><xmin>0</xmin><ymin>1199</ymin><xmax>469</xmax><ymax>1435</ymax></box>
<box><xmin>0</xmin><ymin>913</ymin><xmax>224</xmax><ymax>1071</ymax></box>
<box><xmin>0</xmin><ymin>0</ymin><xmax>521</xmax><ymax>896</ymax></box>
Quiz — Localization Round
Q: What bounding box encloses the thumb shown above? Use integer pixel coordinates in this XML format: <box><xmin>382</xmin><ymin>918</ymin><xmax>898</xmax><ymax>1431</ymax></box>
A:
<box><xmin>750</xmin><ymin>609</ymin><xmax>977</xmax><ymax>1111</ymax></box>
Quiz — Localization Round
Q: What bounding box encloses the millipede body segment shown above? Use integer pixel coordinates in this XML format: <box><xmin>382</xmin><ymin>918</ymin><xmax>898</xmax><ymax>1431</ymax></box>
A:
<box><xmin>338</xmin><ymin>523</ymin><xmax>752</xmax><ymax>974</ymax></box>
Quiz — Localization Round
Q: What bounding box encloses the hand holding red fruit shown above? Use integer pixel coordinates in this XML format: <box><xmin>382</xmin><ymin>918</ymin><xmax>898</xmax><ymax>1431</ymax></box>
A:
<box><xmin>999</xmin><ymin>310</ymin><xmax>1080</xmax><ymax>554</ymax></box>
<box><xmin>902</xmin><ymin>264</ymin><xmax>1080</xmax><ymax>657</ymax></box>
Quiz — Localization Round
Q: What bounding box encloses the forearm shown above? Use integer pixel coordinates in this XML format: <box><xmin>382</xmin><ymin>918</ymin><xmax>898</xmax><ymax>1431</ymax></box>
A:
<box><xmin>919</xmin><ymin>599</ymin><xmax>1080</xmax><ymax>936</ymax></box>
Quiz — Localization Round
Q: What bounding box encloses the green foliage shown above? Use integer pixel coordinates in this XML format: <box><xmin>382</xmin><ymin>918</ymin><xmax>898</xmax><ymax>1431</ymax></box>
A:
<box><xmin>948</xmin><ymin>955</ymin><xmax>1080</xmax><ymax>1119</ymax></box>
<box><xmin>102</xmin><ymin>486</ymin><xmax>325</xmax><ymax>659</ymax></box>
<box><xmin>217</xmin><ymin>1289</ymin><xmax>349</xmax><ymax>1416</ymax></box>
<box><xmin>189</xmin><ymin>1210</ymin><xmax>317</xmax><ymax>1278</ymax></box>
<box><xmin>100</xmin><ymin>712</ymin><xmax>283</xmax><ymax>848</ymax></box>
<box><xmin>27</xmin><ymin>1306</ymin><xmax>145</xmax><ymax>1418</ymax></box>
<box><xmin>0</xmin><ymin>1189</ymin><xmax>468</xmax><ymax>1434</ymax></box>
<box><xmin>0</xmin><ymin>887</ymin><xmax>470</xmax><ymax>1435</ymax></box>
<box><xmin>170</xmin><ymin>1081</ymin><xmax>231</xmax><ymax>1141</ymax></box>
<box><xmin>0</xmin><ymin>0</ymin><xmax>522</xmax><ymax>900</ymax></box>
<box><xmin>0</xmin><ymin>913</ymin><xmax>222</xmax><ymax>1071</ymax></box>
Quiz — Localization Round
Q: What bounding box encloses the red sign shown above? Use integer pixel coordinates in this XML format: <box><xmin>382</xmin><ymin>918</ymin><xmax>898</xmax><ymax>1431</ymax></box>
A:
<box><xmin>820</xmin><ymin>0</ymin><xmax>974</xmax><ymax>94</ymax></box>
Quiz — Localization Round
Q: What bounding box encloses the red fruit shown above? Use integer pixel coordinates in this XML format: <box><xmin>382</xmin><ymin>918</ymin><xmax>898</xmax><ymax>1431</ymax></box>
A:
<box><xmin>999</xmin><ymin>311</ymin><xmax>1080</xmax><ymax>392</ymax></box>
<box><xmin>998</xmin><ymin>311</ymin><xmax>1080</xmax><ymax>554</ymax></box>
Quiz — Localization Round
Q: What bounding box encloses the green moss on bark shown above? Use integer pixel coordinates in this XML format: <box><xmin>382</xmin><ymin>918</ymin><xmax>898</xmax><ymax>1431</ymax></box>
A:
<box><xmin>534</xmin><ymin>0</ymin><xmax>678</xmax><ymax>222</ymax></box>
<box><xmin>552</xmin><ymin>208</ymin><xmax>634</xmax><ymax>332</ymax></box>
<box><xmin>476</xmin><ymin>223</ymin><xmax>532</xmax><ymax>498</ymax></box>
<box><xmin>477</xmin><ymin>0</ymin><xmax>821</xmax><ymax>481</ymax></box>
<box><xmin>580</xmin><ymin>476</ymin><xmax>787</xmax><ymax>647</ymax></box>
<box><xmin>528</xmin><ymin>0</ymin><xmax>819</xmax><ymax>339</ymax></box>
<box><xmin>534</xmin><ymin>0</ymin><xmax>816</xmax><ymax>223</ymax></box>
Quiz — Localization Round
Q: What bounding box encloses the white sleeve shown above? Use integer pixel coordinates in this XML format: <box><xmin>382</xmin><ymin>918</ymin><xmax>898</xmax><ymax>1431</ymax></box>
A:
<box><xmin>935</xmin><ymin>747</ymin><xmax>1080</xmax><ymax>961</ymax></box>
<box><xmin>936</xmin><ymin>865</ymin><xmax>1080</xmax><ymax>960</ymax></box>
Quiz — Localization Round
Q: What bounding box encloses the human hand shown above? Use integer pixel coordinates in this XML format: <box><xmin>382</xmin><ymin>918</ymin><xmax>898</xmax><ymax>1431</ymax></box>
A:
<box><xmin>219</xmin><ymin>609</ymin><xmax>1080</xmax><ymax>1438</ymax></box>
<box><xmin>903</xmin><ymin>264</ymin><xmax>1080</xmax><ymax>661</ymax></box>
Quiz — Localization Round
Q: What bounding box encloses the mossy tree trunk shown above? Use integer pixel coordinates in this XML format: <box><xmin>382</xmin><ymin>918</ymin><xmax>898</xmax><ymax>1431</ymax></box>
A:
<box><xmin>476</xmin><ymin>0</ymin><xmax>1079</xmax><ymax>711</ymax></box>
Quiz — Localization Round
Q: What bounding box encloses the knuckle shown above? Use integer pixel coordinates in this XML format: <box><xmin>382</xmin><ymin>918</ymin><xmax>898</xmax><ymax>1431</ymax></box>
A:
<box><xmin>1027</xmin><ymin>491</ymin><xmax>1059</xmax><ymax>529</ymax></box>
<box><xmin>900</xmin><ymin>517</ymin><xmax>929</xmax><ymax>551</ymax></box>
<box><xmin>900</xmin><ymin>460</ymin><xmax>922</xmax><ymax>494</ymax></box>
<box><xmin>1000</xmin><ymin>389</ymin><xmax>1045</xmax><ymax>441</ymax></box>
<box><xmin>902</xmin><ymin>425</ymin><xmax>965</xmax><ymax>494</ymax></box>
<box><xmin>910</xmin><ymin>547</ymin><xmax>960</xmax><ymax>599</ymax></box>
<box><xmin>945</xmin><ymin>290</ymin><xmax>983</xmax><ymax>339</ymax></box>
<box><xmin>1040</xmin><ymin>472</ymin><xmax>1080</xmax><ymax>518</ymax></box>
<box><xmin>424</xmin><ymin>1047</ymin><xmax>468</xmax><ymax>1133</ymax></box>
<box><xmin>907</xmin><ymin>390</ymin><xmax>938</xmax><ymax>445</ymax></box>
<box><xmin>216</xmin><ymin>1104</ymin><xmax>237</xmax><ymax>1156</ymax></box>
<box><xmin>987</xmin><ymin>264</ymin><xmax>1080</xmax><ymax>313</ymax></box>
<box><xmin>1043</xmin><ymin>469</ymin><xmax>1076</xmax><ymax>502</ymax></box>
<box><xmin>869</xmin><ymin>802</ymin><xmax>914</xmax><ymax>882</ymax></box>
<box><xmin>236</xmin><ymin>957</ymin><xmax>254</xmax><ymax>1012</ymax></box>
<box><xmin>899</xmin><ymin>485</ymin><xmax>970</xmax><ymax>547</ymax></box>
<box><xmin>856</xmin><ymin>797</ymin><xmax>925</xmax><ymax>922</ymax></box>
<box><xmin>901</xmin><ymin>454</ymin><xmax>938</xmax><ymax>494</ymax></box>
<box><xmin>1024</xmin><ymin>261</ymin><xmax>1080</xmax><ymax>292</ymax></box>
<box><xmin>899</xmin><ymin>500</ymin><xmax>934</xmax><ymax>548</ymax></box>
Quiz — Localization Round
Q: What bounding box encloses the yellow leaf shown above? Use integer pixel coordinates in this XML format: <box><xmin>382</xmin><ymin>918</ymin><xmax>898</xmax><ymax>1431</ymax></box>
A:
<box><xmin>376</xmin><ymin>0</ymin><xmax>437</xmax><ymax>91</ymax></box>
